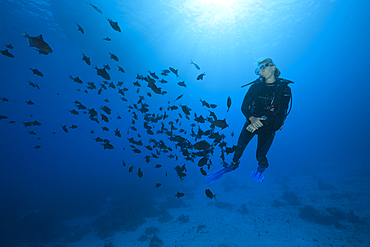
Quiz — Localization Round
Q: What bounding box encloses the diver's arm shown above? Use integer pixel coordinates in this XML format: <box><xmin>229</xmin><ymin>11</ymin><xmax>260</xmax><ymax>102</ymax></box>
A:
<box><xmin>241</xmin><ymin>84</ymin><xmax>258</xmax><ymax>121</ymax></box>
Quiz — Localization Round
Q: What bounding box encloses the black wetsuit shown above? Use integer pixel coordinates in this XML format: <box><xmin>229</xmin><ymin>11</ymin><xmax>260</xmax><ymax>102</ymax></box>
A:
<box><xmin>232</xmin><ymin>78</ymin><xmax>292</xmax><ymax>168</ymax></box>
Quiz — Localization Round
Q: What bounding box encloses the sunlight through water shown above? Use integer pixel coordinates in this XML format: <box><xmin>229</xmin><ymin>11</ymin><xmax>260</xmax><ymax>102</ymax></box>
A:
<box><xmin>109</xmin><ymin>0</ymin><xmax>336</xmax><ymax>90</ymax></box>
<box><xmin>178</xmin><ymin>0</ymin><xmax>253</xmax><ymax>36</ymax></box>
<box><xmin>202</xmin><ymin>0</ymin><xmax>239</xmax><ymax>7</ymax></box>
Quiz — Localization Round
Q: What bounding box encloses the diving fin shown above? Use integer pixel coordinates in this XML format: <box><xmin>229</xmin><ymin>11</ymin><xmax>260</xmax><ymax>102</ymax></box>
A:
<box><xmin>205</xmin><ymin>162</ymin><xmax>239</xmax><ymax>184</ymax></box>
<box><xmin>205</xmin><ymin>168</ymin><xmax>226</xmax><ymax>184</ymax></box>
<box><xmin>249</xmin><ymin>171</ymin><xmax>264</xmax><ymax>182</ymax></box>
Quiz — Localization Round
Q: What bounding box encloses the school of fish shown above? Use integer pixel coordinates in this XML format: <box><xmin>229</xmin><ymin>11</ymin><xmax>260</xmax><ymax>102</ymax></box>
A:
<box><xmin>0</xmin><ymin>2</ymin><xmax>236</xmax><ymax>199</ymax></box>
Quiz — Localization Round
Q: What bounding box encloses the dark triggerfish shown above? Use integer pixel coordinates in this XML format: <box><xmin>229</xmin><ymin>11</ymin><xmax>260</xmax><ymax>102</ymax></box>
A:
<box><xmin>94</xmin><ymin>66</ymin><xmax>110</xmax><ymax>80</ymax></box>
<box><xmin>205</xmin><ymin>189</ymin><xmax>217</xmax><ymax>199</ymax></box>
<box><xmin>13</xmin><ymin>27</ymin><xmax>52</xmax><ymax>53</ymax></box>
<box><xmin>227</xmin><ymin>96</ymin><xmax>231</xmax><ymax>112</ymax></box>
<box><xmin>107</xmin><ymin>18</ymin><xmax>121</xmax><ymax>32</ymax></box>
<box><xmin>1</xmin><ymin>49</ymin><xmax>14</xmax><ymax>58</ymax></box>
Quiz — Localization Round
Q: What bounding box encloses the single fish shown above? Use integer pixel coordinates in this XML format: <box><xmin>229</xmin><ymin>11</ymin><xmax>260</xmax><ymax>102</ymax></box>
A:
<box><xmin>110</xmin><ymin>53</ymin><xmax>119</xmax><ymax>61</ymax></box>
<box><xmin>32</xmin><ymin>120</ymin><xmax>41</xmax><ymax>126</ymax></box>
<box><xmin>200</xmin><ymin>167</ymin><xmax>207</xmax><ymax>176</ymax></box>
<box><xmin>227</xmin><ymin>96</ymin><xmax>231</xmax><ymax>112</ymax></box>
<box><xmin>27</xmin><ymin>67</ymin><xmax>44</xmax><ymax>77</ymax></box>
<box><xmin>149</xmin><ymin>71</ymin><xmax>159</xmax><ymax>79</ymax></box>
<box><xmin>88</xmin><ymin>2</ymin><xmax>102</xmax><ymax>14</ymax></box>
<box><xmin>155</xmin><ymin>164</ymin><xmax>162</xmax><ymax>169</ymax></box>
<box><xmin>174</xmin><ymin>192</ymin><xmax>185</xmax><ymax>199</ymax></box>
<box><xmin>177</xmin><ymin>81</ymin><xmax>187</xmax><ymax>88</ymax></box>
<box><xmin>101</xmin><ymin>105</ymin><xmax>112</xmax><ymax>115</ymax></box>
<box><xmin>76</xmin><ymin>22</ymin><xmax>84</xmax><ymax>34</ymax></box>
<box><xmin>61</xmin><ymin>125</ymin><xmax>68</xmax><ymax>133</ymax></box>
<box><xmin>129</xmin><ymin>165</ymin><xmax>134</xmax><ymax>172</ymax></box>
<box><xmin>197</xmin><ymin>72</ymin><xmax>206</xmax><ymax>80</ymax></box>
<box><xmin>69</xmin><ymin>75</ymin><xmax>83</xmax><ymax>84</ymax></box>
<box><xmin>198</xmin><ymin>157</ymin><xmax>207</xmax><ymax>167</ymax></box>
<box><xmin>103</xmin><ymin>141</ymin><xmax>114</xmax><ymax>150</ymax></box>
<box><xmin>28</xmin><ymin>81</ymin><xmax>40</xmax><ymax>89</ymax></box>
<box><xmin>200</xmin><ymin>99</ymin><xmax>210</xmax><ymax>108</ymax></box>
<box><xmin>103</xmin><ymin>37</ymin><xmax>111</xmax><ymax>41</ymax></box>
<box><xmin>161</xmin><ymin>69</ymin><xmax>170</xmax><ymax>76</ymax></box>
<box><xmin>194</xmin><ymin>115</ymin><xmax>205</xmax><ymax>123</ymax></box>
<box><xmin>190</xmin><ymin>59</ymin><xmax>200</xmax><ymax>70</ymax></box>
<box><xmin>0</xmin><ymin>49</ymin><xmax>14</xmax><ymax>58</ymax></box>
<box><xmin>205</xmin><ymin>189</ymin><xmax>217</xmax><ymax>199</ymax></box>
<box><xmin>212</xmin><ymin>118</ymin><xmax>228</xmax><ymax>129</ymax></box>
<box><xmin>193</xmin><ymin>140</ymin><xmax>211</xmax><ymax>150</ymax></box>
<box><xmin>137</xmin><ymin>168</ymin><xmax>143</xmax><ymax>178</ymax></box>
<box><xmin>13</xmin><ymin>27</ymin><xmax>52</xmax><ymax>53</ymax></box>
<box><xmin>26</xmin><ymin>100</ymin><xmax>34</xmax><ymax>105</ymax></box>
<box><xmin>94</xmin><ymin>66</ymin><xmax>110</xmax><ymax>80</ymax></box>
<box><xmin>23</xmin><ymin>121</ymin><xmax>33</xmax><ymax>127</ymax></box>
<box><xmin>81</xmin><ymin>53</ymin><xmax>91</xmax><ymax>65</ymax></box>
<box><xmin>69</xmin><ymin>109</ymin><xmax>79</xmax><ymax>115</ymax></box>
<box><xmin>118</xmin><ymin>66</ymin><xmax>125</xmax><ymax>73</ymax></box>
<box><xmin>180</xmin><ymin>105</ymin><xmax>191</xmax><ymax>115</ymax></box>
<box><xmin>107</xmin><ymin>18</ymin><xmax>121</xmax><ymax>32</ymax></box>
<box><xmin>169</xmin><ymin>67</ymin><xmax>179</xmax><ymax>77</ymax></box>
<box><xmin>101</xmin><ymin>114</ymin><xmax>109</xmax><ymax>122</ymax></box>
<box><xmin>174</xmin><ymin>94</ymin><xmax>183</xmax><ymax>101</ymax></box>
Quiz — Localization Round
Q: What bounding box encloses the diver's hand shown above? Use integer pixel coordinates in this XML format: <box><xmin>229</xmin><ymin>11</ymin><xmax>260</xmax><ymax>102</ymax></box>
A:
<box><xmin>249</xmin><ymin>116</ymin><xmax>264</xmax><ymax>129</ymax></box>
<box><xmin>246</xmin><ymin>124</ymin><xmax>258</xmax><ymax>133</ymax></box>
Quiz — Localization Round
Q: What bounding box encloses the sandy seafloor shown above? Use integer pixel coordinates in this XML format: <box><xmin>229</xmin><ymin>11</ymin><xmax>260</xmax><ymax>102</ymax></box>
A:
<box><xmin>18</xmin><ymin>165</ymin><xmax>369</xmax><ymax>247</ymax></box>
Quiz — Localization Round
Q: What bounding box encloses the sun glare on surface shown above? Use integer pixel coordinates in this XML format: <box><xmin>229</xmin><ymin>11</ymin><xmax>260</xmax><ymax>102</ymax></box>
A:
<box><xmin>174</xmin><ymin>0</ymin><xmax>266</xmax><ymax>38</ymax></box>
<box><xmin>179</xmin><ymin>0</ymin><xmax>247</xmax><ymax>35</ymax></box>
<box><xmin>202</xmin><ymin>0</ymin><xmax>238</xmax><ymax>7</ymax></box>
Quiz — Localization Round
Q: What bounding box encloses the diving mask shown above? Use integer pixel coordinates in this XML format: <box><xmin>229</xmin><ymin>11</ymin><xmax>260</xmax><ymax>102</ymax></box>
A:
<box><xmin>255</xmin><ymin>62</ymin><xmax>275</xmax><ymax>75</ymax></box>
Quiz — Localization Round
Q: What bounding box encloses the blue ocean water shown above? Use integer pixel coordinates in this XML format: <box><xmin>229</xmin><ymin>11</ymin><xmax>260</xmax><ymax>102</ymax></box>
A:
<box><xmin>1</xmin><ymin>0</ymin><xmax>370</xmax><ymax>246</ymax></box>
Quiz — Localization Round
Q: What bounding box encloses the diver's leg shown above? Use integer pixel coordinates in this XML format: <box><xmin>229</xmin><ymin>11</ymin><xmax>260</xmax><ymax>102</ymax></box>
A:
<box><xmin>249</xmin><ymin>131</ymin><xmax>275</xmax><ymax>182</ymax></box>
<box><xmin>232</xmin><ymin>121</ymin><xmax>255</xmax><ymax>165</ymax></box>
<box><xmin>256</xmin><ymin>131</ymin><xmax>275</xmax><ymax>169</ymax></box>
<box><xmin>206</xmin><ymin>122</ymin><xmax>254</xmax><ymax>183</ymax></box>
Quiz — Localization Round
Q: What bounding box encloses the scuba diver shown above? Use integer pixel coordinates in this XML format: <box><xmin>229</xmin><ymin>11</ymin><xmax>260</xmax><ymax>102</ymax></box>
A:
<box><xmin>206</xmin><ymin>58</ymin><xmax>293</xmax><ymax>183</ymax></box>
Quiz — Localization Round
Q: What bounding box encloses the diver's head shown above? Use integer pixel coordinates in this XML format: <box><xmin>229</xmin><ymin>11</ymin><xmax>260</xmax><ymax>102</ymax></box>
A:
<box><xmin>255</xmin><ymin>58</ymin><xmax>279</xmax><ymax>82</ymax></box>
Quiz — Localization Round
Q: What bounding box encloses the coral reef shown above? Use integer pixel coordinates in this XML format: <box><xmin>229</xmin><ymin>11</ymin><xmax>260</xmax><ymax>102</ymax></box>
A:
<box><xmin>318</xmin><ymin>180</ymin><xmax>335</xmax><ymax>190</ymax></box>
<box><xmin>299</xmin><ymin>205</ymin><xmax>366</xmax><ymax>228</ymax></box>
<box><xmin>239</xmin><ymin>204</ymin><xmax>249</xmax><ymax>214</ymax></box>
<box><xmin>149</xmin><ymin>234</ymin><xmax>163</xmax><ymax>247</ymax></box>
<box><xmin>157</xmin><ymin>211</ymin><xmax>173</xmax><ymax>223</ymax></box>
<box><xmin>282</xmin><ymin>190</ymin><xmax>301</xmax><ymax>206</ymax></box>
<box><xmin>177</xmin><ymin>214</ymin><xmax>189</xmax><ymax>223</ymax></box>
<box><xmin>299</xmin><ymin>205</ymin><xmax>334</xmax><ymax>226</ymax></box>
<box><xmin>91</xmin><ymin>197</ymin><xmax>158</xmax><ymax>239</ymax></box>
<box><xmin>215</xmin><ymin>201</ymin><xmax>234</xmax><ymax>210</ymax></box>
<box><xmin>197</xmin><ymin>224</ymin><xmax>207</xmax><ymax>233</ymax></box>
<box><xmin>271</xmin><ymin>199</ymin><xmax>285</xmax><ymax>207</ymax></box>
